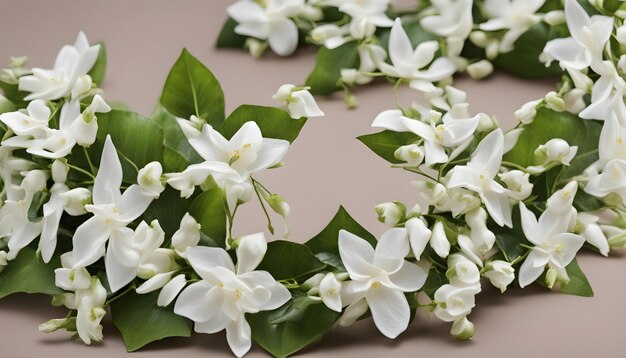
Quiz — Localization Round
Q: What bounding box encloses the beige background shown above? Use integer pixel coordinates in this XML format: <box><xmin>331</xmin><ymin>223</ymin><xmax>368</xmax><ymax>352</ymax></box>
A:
<box><xmin>0</xmin><ymin>0</ymin><xmax>625</xmax><ymax>357</ymax></box>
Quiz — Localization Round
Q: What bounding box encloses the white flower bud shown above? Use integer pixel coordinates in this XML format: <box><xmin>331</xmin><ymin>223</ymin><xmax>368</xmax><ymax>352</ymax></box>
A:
<box><xmin>546</xmin><ymin>181</ymin><xmax>578</xmax><ymax>215</ymax></box>
<box><xmin>394</xmin><ymin>144</ymin><xmax>424</xmax><ymax>167</ymax></box>
<box><xmin>339</xmin><ymin>299</ymin><xmax>369</xmax><ymax>327</ymax></box>
<box><xmin>375</xmin><ymin>201</ymin><xmax>406</xmax><ymax>227</ymax></box>
<box><xmin>9</xmin><ymin>56</ymin><xmax>28</xmax><ymax>68</ymax></box>
<box><xmin>319</xmin><ymin>272</ymin><xmax>342</xmax><ymax>312</ymax></box>
<box><xmin>430</xmin><ymin>221</ymin><xmax>451</xmax><ymax>259</ymax></box>
<box><xmin>469</xmin><ymin>31</ymin><xmax>488</xmax><ymax>47</ymax></box>
<box><xmin>137</xmin><ymin>248</ymin><xmax>178</xmax><ymax>279</ymax></box>
<box><xmin>543</xmin><ymin>10</ymin><xmax>565</xmax><ymax>26</ymax></box>
<box><xmin>340</xmin><ymin>68</ymin><xmax>359</xmax><ymax>85</ymax></box>
<box><xmin>563</xmin><ymin>88</ymin><xmax>587</xmax><ymax>114</ymax></box>
<box><xmin>311</xmin><ymin>24</ymin><xmax>344</xmax><ymax>45</ymax></box>
<box><xmin>447</xmin><ymin>254</ymin><xmax>480</xmax><ymax>287</ymax></box>
<box><xmin>499</xmin><ymin>170</ymin><xmax>533</xmax><ymax>200</ymax></box>
<box><xmin>273</xmin><ymin>84</ymin><xmax>296</xmax><ymax>102</ymax></box>
<box><xmin>138</xmin><ymin>161</ymin><xmax>164</xmax><ymax>196</ymax></box>
<box><xmin>245</xmin><ymin>38</ymin><xmax>268</xmax><ymax>58</ymax></box>
<box><xmin>55</xmin><ymin>262</ymin><xmax>92</xmax><ymax>291</ymax></box>
<box><xmin>235</xmin><ymin>233</ymin><xmax>267</xmax><ymax>274</ymax></box>
<box><xmin>544</xmin><ymin>91</ymin><xmax>566</xmax><ymax>112</ymax></box>
<box><xmin>61</xmin><ymin>187</ymin><xmax>92</xmax><ymax>216</ymax></box>
<box><xmin>476</xmin><ymin>113</ymin><xmax>497</xmax><ymax>132</ymax></box>
<box><xmin>466</xmin><ymin>60</ymin><xmax>494</xmax><ymax>80</ymax></box>
<box><xmin>485</xmin><ymin>39</ymin><xmax>499</xmax><ymax>60</ymax></box>
<box><xmin>483</xmin><ymin>260</ymin><xmax>515</xmax><ymax>293</ymax></box>
<box><xmin>302</xmin><ymin>273</ymin><xmax>325</xmax><ymax>292</ymax></box>
<box><xmin>39</xmin><ymin>318</ymin><xmax>69</xmax><ymax>333</ymax></box>
<box><xmin>450</xmin><ymin>316</ymin><xmax>475</xmax><ymax>340</ymax></box>
<box><xmin>51</xmin><ymin>159</ymin><xmax>69</xmax><ymax>184</ymax></box>
<box><xmin>22</xmin><ymin>170</ymin><xmax>48</xmax><ymax>194</ymax></box>
<box><xmin>541</xmin><ymin>138</ymin><xmax>577</xmax><ymax>165</ymax></box>
<box><xmin>465</xmin><ymin>208</ymin><xmax>496</xmax><ymax>253</ymax></box>
<box><xmin>514</xmin><ymin>99</ymin><xmax>542</xmax><ymax>124</ymax></box>
<box><xmin>171</xmin><ymin>213</ymin><xmax>201</xmax><ymax>257</ymax></box>
<box><xmin>136</xmin><ymin>271</ymin><xmax>174</xmax><ymax>294</ymax></box>
<box><xmin>405</xmin><ymin>217</ymin><xmax>431</xmax><ymax>260</ymax></box>
<box><xmin>0</xmin><ymin>251</ymin><xmax>7</xmax><ymax>273</ymax></box>
<box><xmin>617</xmin><ymin>25</ymin><xmax>626</xmax><ymax>45</ymax></box>
<box><xmin>434</xmin><ymin>283</ymin><xmax>480</xmax><ymax>322</ymax></box>
<box><xmin>266</xmin><ymin>194</ymin><xmax>290</xmax><ymax>219</ymax></box>
<box><xmin>71</xmin><ymin>75</ymin><xmax>93</xmax><ymax>98</ymax></box>
<box><xmin>157</xmin><ymin>274</ymin><xmax>187</xmax><ymax>307</ymax></box>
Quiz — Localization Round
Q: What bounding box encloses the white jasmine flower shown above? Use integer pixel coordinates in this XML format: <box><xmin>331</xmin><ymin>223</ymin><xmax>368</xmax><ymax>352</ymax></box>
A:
<box><xmin>375</xmin><ymin>201</ymin><xmax>406</xmax><ymax>227</ymax></box>
<box><xmin>71</xmin><ymin>136</ymin><xmax>156</xmax><ymax>271</ymax></box>
<box><xmin>499</xmin><ymin>170</ymin><xmax>533</xmax><ymax>200</ymax></box>
<box><xmin>514</xmin><ymin>99</ymin><xmax>542</xmax><ymax>124</ymax></box>
<box><xmin>372</xmin><ymin>109</ymin><xmax>479</xmax><ymax>166</ymax></box>
<box><xmin>170</xmin><ymin>120</ymin><xmax>289</xmax><ymax>211</ymax></box>
<box><xmin>448</xmin><ymin>129</ymin><xmax>513</xmax><ymax>227</ymax></box>
<box><xmin>174</xmin><ymin>233</ymin><xmax>291</xmax><ymax>357</ymax></box>
<box><xmin>433</xmin><ymin>283</ymin><xmax>481</xmax><ymax>322</ymax></box>
<box><xmin>394</xmin><ymin>144</ymin><xmax>424</xmax><ymax>167</ymax></box>
<box><xmin>577</xmin><ymin>212</ymin><xmax>610</xmax><ymax>256</ymax></box>
<box><xmin>71</xmin><ymin>278</ymin><xmax>107</xmax><ymax>345</ymax></box>
<box><xmin>337</xmin><ymin>0</ymin><xmax>394</xmax><ymax>40</ymax></box>
<box><xmin>61</xmin><ymin>187</ymin><xmax>91</xmax><ymax>216</ymax></box>
<box><xmin>137</xmin><ymin>161</ymin><xmax>165</xmax><ymax>196</ymax></box>
<box><xmin>339</xmin><ymin>229</ymin><xmax>427</xmax><ymax>338</ymax></box>
<box><xmin>171</xmin><ymin>213</ymin><xmax>201</xmax><ymax>258</ymax></box>
<box><xmin>0</xmin><ymin>170</ymin><xmax>48</xmax><ymax>260</ymax></box>
<box><xmin>483</xmin><ymin>260</ymin><xmax>515</xmax><ymax>292</ymax></box>
<box><xmin>542</xmin><ymin>0</ymin><xmax>613</xmax><ymax>73</ymax></box>
<box><xmin>273</xmin><ymin>84</ymin><xmax>324</xmax><ymax>119</ymax></box>
<box><xmin>18</xmin><ymin>32</ymin><xmax>100</xmax><ymax>101</ymax></box>
<box><xmin>421</xmin><ymin>0</ymin><xmax>473</xmax><ymax>56</ymax></box>
<box><xmin>227</xmin><ymin>0</ymin><xmax>304</xmax><ymax>56</ymax></box>
<box><xmin>319</xmin><ymin>272</ymin><xmax>343</xmax><ymax>312</ymax></box>
<box><xmin>527</xmin><ymin>138</ymin><xmax>578</xmax><ymax>174</ymax></box>
<box><xmin>479</xmin><ymin>0</ymin><xmax>546</xmax><ymax>53</ymax></box>
<box><xmin>379</xmin><ymin>19</ymin><xmax>456</xmax><ymax>86</ymax></box>
<box><xmin>450</xmin><ymin>316</ymin><xmax>475</xmax><ymax>340</ymax></box>
<box><xmin>517</xmin><ymin>201</ymin><xmax>585</xmax><ymax>288</ymax></box>
<box><xmin>465</xmin><ymin>207</ymin><xmax>496</xmax><ymax>254</ymax></box>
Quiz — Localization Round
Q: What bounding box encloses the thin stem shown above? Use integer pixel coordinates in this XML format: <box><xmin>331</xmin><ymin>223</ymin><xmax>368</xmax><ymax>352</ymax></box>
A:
<box><xmin>67</xmin><ymin>164</ymin><xmax>96</xmax><ymax>180</ymax></box>
<box><xmin>252</xmin><ymin>178</ymin><xmax>275</xmax><ymax>235</ymax></box>
<box><xmin>117</xmin><ymin>150</ymin><xmax>140</xmax><ymax>173</ymax></box>
<box><xmin>82</xmin><ymin>147</ymin><xmax>96</xmax><ymax>175</ymax></box>
<box><xmin>104</xmin><ymin>284</ymin><xmax>135</xmax><ymax>306</ymax></box>
<box><xmin>399</xmin><ymin>166</ymin><xmax>440</xmax><ymax>183</ymax></box>
<box><xmin>501</xmin><ymin>161</ymin><xmax>527</xmax><ymax>171</ymax></box>
<box><xmin>393</xmin><ymin>78</ymin><xmax>405</xmax><ymax>110</ymax></box>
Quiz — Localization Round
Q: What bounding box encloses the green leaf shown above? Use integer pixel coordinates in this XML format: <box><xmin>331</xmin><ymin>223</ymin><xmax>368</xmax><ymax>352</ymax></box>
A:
<box><xmin>305</xmin><ymin>206</ymin><xmax>376</xmax><ymax>269</ymax></box>
<box><xmin>573</xmin><ymin>190</ymin><xmax>604</xmax><ymax>212</ymax></box>
<box><xmin>160</xmin><ymin>49</ymin><xmax>225</xmax><ymax>127</ymax></box>
<box><xmin>491</xmin><ymin>205</ymin><xmax>531</xmax><ymax>262</ymax></box>
<box><xmin>0</xmin><ymin>247</ymin><xmax>62</xmax><ymax>299</ymax></box>
<box><xmin>152</xmin><ymin>105</ymin><xmax>203</xmax><ymax>173</ymax></box>
<box><xmin>504</xmin><ymin>108</ymin><xmax>602</xmax><ymax>181</ymax></box>
<box><xmin>110</xmin><ymin>291</ymin><xmax>193</xmax><ymax>352</ymax></box>
<box><xmin>358</xmin><ymin>130</ymin><xmax>420</xmax><ymax>164</ymax></box>
<box><xmin>257</xmin><ymin>241</ymin><xmax>326</xmax><ymax>281</ymax></box>
<box><xmin>492</xmin><ymin>22</ymin><xmax>568</xmax><ymax>78</ymax></box>
<box><xmin>305</xmin><ymin>41</ymin><xmax>359</xmax><ymax>95</ymax></box>
<box><xmin>558</xmin><ymin>258</ymin><xmax>594</xmax><ymax>297</ymax></box>
<box><xmin>421</xmin><ymin>267</ymin><xmax>447</xmax><ymax>299</ymax></box>
<box><xmin>216</xmin><ymin>17</ymin><xmax>248</xmax><ymax>48</ymax></box>
<box><xmin>220</xmin><ymin>105</ymin><xmax>306</xmax><ymax>143</ymax></box>
<box><xmin>0</xmin><ymin>95</ymin><xmax>15</xmax><ymax>114</ymax></box>
<box><xmin>249</xmin><ymin>295</ymin><xmax>342</xmax><ymax>358</ymax></box>
<box><xmin>143</xmin><ymin>187</ymin><xmax>191</xmax><ymax>238</ymax></box>
<box><xmin>0</xmin><ymin>80</ymin><xmax>28</xmax><ymax>109</ymax></box>
<box><xmin>94</xmin><ymin>110</ymin><xmax>164</xmax><ymax>182</ymax></box>
<box><xmin>88</xmin><ymin>42</ymin><xmax>107</xmax><ymax>86</ymax></box>
<box><xmin>188</xmin><ymin>186</ymin><xmax>227</xmax><ymax>248</ymax></box>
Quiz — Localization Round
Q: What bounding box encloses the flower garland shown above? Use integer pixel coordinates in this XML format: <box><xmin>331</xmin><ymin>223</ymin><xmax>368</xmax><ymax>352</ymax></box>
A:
<box><xmin>1</xmin><ymin>0</ymin><xmax>625</xmax><ymax>357</ymax></box>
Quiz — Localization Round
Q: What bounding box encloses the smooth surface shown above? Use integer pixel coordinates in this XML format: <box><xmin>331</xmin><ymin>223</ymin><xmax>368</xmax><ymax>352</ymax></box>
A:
<box><xmin>0</xmin><ymin>0</ymin><xmax>624</xmax><ymax>357</ymax></box>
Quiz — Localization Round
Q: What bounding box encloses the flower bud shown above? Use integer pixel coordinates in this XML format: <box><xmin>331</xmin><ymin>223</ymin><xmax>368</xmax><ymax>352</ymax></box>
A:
<box><xmin>476</xmin><ymin>113</ymin><xmax>497</xmax><ymax>132</ymax></box>
<box><xmin>563</xmin><ymin>88</ymin><xmax>587</xmax><ymax>114</ymax></box>
<box><xmin>39</xmin><ymin>318</ymin><xmax>70</xmax><ymax>333</ymax></box>
<box><xmin>546</xmin><ymin>181</ymin><xmax>578</xmax><ymax>214</ymax></box>
<box><xmin>22</xmin><ymin>170</ymin><xmax>48</xmax><ymax>194</ymax></box>
<box><xmin>465</xmin><ymin>208</ymin><xmax>496</xmax><ymax>253</ymax></box>
<box><xmin>430</xmin><ymin>221</ymin><xmax>451</xmax><ymax>258</ymax></box>
<box><xmin>51</xmin><ymin>159</ymin><xmax>69</xmax><ymax>184</ymax></box>
<box><xmin>157</xmin><ymin>274</ymin><xmax>187</xmax><ymax>307</ymax></box>
<box><xmin>302</xmin><ymin>272</ymin><xmax>325</xmax><ymax>292</ymax></box>
<box><xmin>245</xmin><ymin>38</ymin><xmax>268</xmax><ymax>58</ymax></box>
<box><xmin>544</xmin><ymin>10</ymin><xmax>565</xmax><ymax>26</ymax></box>
<box><xmin>339</xmin><ymin>299</ymin><xmax>369</xmax><ymax>327</ymax></box>
<box><xmin>273</xmin><ymin>84</ymin><xmax>296</xmax><ymax>102</ymax></box>
<box><xmin>544</xmin><ymin>91</ymin><xmax>566</xmax><ymax>112</ymax></box>
<box><xmin>311</xmin><ymin>24</ymin><xmax>344</xmax><ymax>45</ymax></box>
<box><xmin>71</xmin><ymin>75</ymin><xmax>93</xmax><ymax>98</ymax></box>
<box><xmin>266</xmin><ymin>194</ymin><xmax>290</xmax><ymax>219</ymax></box>
<box><xmin>344</xmin><ymin>92</ymin><xmax>358</xmax><ymax>108</ymax></box>
<box><xmin>450</xmin><ymin>316</ymin><xmax>475</xmax><ymax>340</ymax></box>
<box><xmin>405</xmin><ymin>217</ymin><xmax>431</xmax><ymax>260</ymax></box>
<box><xmin>466</xmin><ymin>60</ymin><xmax>493</xmax><ymax>80</ymax></box>
<box><xmin>137</xmin><ymin>248</ymin><xmax>178</xmax><ymax>279</ymax></box>
<box><xmin>0</xmin><ymin>251</ymin><xmax>7</xmax><ymax>273</ymax></box>
<box><xmin>235</xmin><ymin>233</ymin><xmax>267</xmax><ymax>274</ymax></box>
<box><xmin>617</xmin><ymin>24</ymin><xmax>626</xmax><ymax>45</ymax></box>
<box><xmin>469</xmin><ymin>31</ymin><xmax>488</xmax><ymax>47</ymax></box>
<box><xmin>485</xmin><ymin>39</ymin><xmax>499</xmax><ymax>60</ymax></box>
<box><xmin>61</xmin><ymin>187</ymin><xmax>92</xmax><ymax>216</ymax></box>
<box><xmin>9</xmin><ymin>56</ymin><xmax>28</xmax><ymax>68</ymax></box>
<box><xmin>544</xmin><ymin>267</ymin><xmax>558</xmax><ymax>288</ymax></box>
<box><xmin>535</xmin><ymin>138</ymin><xmax>577</xmax><ymax>167</ymax></box>
<box><xmin>483</xmin><ymin>260</ymin><xmax>515</xmax><ymax>293</ymax></box>
<box><xmin>340</xmin><ymin>68</ymin><xmax>359</xmax><ymax>85</ymax></box>
<box><xmin>171</xmin><ymin>213</ymin><xmax>201</xmax><ymax>257</ymax></box>
<box><xmin>375</xmin><ymin>201</ymin><xmax>406</xmax><ymax>227</ymax></box>
<box><xmin>514</xmin><ymin>99</ymin><xmax>542</xmax><ymax>124</ymax></box>
<box><xmin>499</xmin><ymin>170</ymin><xmax>533</xmax><ymax>200</ymax></box>
<box><xmin>447</xmin><ymin>254</ymin><xmax>480</xmax><ymax>287</ymax></box>
<box><xmin>138</xmin><ymin>161</ymin><xmax>165</xmax><ymax>196</ymax></box>
<box><xmin>394</xmin><ymin>144</ymin><xmax>424</xmax><ymax>167</ymax></box>
<box><xmin>319</xmin><ymin>272</ymin><xmax>342</xmax><ymax>312</ymax></box>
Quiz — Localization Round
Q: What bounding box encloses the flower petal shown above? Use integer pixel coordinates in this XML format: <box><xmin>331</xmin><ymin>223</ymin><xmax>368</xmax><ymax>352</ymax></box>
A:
<box><xmin>268</xmin><ymin>18</ymin><xmax>299</xmax><ymax>56</ymax></box>
<box><xmin>93</xmin><ymin>136</ymin><xmax>123</xmax><ymax>205</ymax></box>
<box><xmin>366</xmin><ymin>286</ymin><xmax>410</xmax><ymax>339</ymax></box>
<box><xmin>72</xmin><ymin>217</ymin><xmax>110</xmax><ymax>268</ymax></box>
<box><xmin>226</xmin><ymin>316</ymin><xmax>252</xmax><ymax>358</ymax></box>
<box><xmin>174</xmin><ymin>282</ymin><xmax>221</xmax><ymax>322</ymax></box>
<box><xmin>338</xmin><ymin>230</ymin><xmax>377</xmax><ymax>279</ymax></box>
<box><xmin>236</xmin><ymin>232</ymin><xmax>268</xmax><ymax>274</ymax></box>
<box><xmin>157</xmin><ymin>274</ymin><xmax>188</xmax><ymax>307</ymax></box>
<box><xmin>187</xmin><ymin>246</ymin><xmax>236</xmax><ymax>278</ymax></box>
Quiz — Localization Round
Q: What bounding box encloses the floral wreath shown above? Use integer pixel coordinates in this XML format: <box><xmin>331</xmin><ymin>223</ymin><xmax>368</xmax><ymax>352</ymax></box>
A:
<box><xmin>1</xmin><ymin>0</ymin><xmax>625</xmax><ymax>357</ymax></box>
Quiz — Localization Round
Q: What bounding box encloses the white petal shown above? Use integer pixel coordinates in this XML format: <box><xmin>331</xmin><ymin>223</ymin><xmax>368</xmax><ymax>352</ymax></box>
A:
<box><xmin>389</xmin><ymin>261</ymin><xmax>428</xmax><ymax>292</ymax></box>
<box><xmin>268</xmin><ymin>18</ymin><xmax>299</xmax><ymax>56</ymax></box>
<box><xmin>366</xmin><ymin>286</ymin><xmax>410</xmax><ymax>339</ymax></box>
<box><xmin>174</xmin><ymin>282</ymin><xmax>220</xmax><ymax>322</ymax></box>
<box><xmin>247</xmin><ymin>138</ymin><xmax>289</xmax><ymax>173</ymax></box>
<box><xmin>226</xmin><ymin>316</ymin><xmax>252</xmax><ymax>358</ymax></box>
<box><xmin>136</xmin><ymin>272</ymin><xmax>174</xmax><ymax>294</ymax></box>
<box><xmin>105</xmin><ymin>245</ymin><xmax>137</xmax><ymax>293</ymax></box>
<box><xmin>93</xmin><ymin>136</ymin><xmax>123</xmax><ymax>205</ymax></box>
<box><xmin>338</xmin><ymin>230</ymin><xmax>377</xmax><ymax>279</ymax></box>
<box><xmin>388</xmin><ymin>18</ymin><xmax>414</xmax><ymax>70</ymax></box>
<box><xmin>518</xmin><ymin>250</ymin><xmax>547</xmax><ymax>288</ymax></box>
<box><xmin>72</xmin><ymin>217</ymin><xmax>110</xmax><ymax>268</ymax></box>
<box><xmin>40</xmin><ymin>187</ymin><xmax>67</xmax><ymax>263</ymax></box>
<box><xmin>186</xmin><ymin>246</ymin><xmax>236</xmax><ymax>277</ymax></box>
<box><xmin>157</xmin><ymin>274</ymin><xmax>187</xmax><ymax>307</ymax></box>
<box><xmin>430</xmin><ymin>221</ymin><xmax>450</xmax><ymax>258</ymax></box>
<box><xmin>405</xmin><ymin>218</ymin><xmax>431</xmax><ymax>260</ymax></box>
<box><xmin>118</xmin><ymin>185</ymin><xmax>156</xmax><ymax>222</ymax></box>
<box><xmin>374</xmin><ymin>228</ymin><xmax>410</xmax><ymax>272</ymax></box>
<box><xmin>236</xmin><ymin>232</ymin><xmax>268</xmax><ymax>274</ymax></box>
<box><xmin>371</xmin><ymin>110</ymin><xmax>407</xmax><ymax>132</ymax></box>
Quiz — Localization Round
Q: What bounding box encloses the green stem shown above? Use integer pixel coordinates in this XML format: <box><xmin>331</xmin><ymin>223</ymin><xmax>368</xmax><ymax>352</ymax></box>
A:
<box><xmin>501</xmin><ymin>161</ymin><xmax>527</xmax><ymax>171</ymax></box>
<box><xmin>67</xmin><ymin>164</ymin><xmax>96</xmax><ymax>180</ymax></box>
<box><xmin>117</xmin><ymin>150</ymin><xmax>139</xmax><ymax>173</ymax></box>
<box><xmin>105</xmin><ymin>284</ymin><xmax>135</xmax><ymax>306</ymax></box>
<box><xmin>252</xmin><ymin>178</ymin><xmax>275</xmax><ymax>235</ymax></box>
<box><xmin>83</xmin><ymin>147</ymin><xmax>96</xmax><ymax>175</ymax></box>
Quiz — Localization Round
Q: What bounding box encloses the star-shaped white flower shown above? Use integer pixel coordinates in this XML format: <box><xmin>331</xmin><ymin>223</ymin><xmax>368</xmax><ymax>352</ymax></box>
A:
<box><xmin>227</xmin><ymin>0</ymin><xmax>304</xmax><ymax>56</ymax></box>
<box><xmin>479</xmin><ymin>0</ymin><xmax>546</xmax><ymax>53</ymax></box>
<box><xmin>339</xmin><ymin>228</ymin><xmax>428</xmax><ymax>338</ymax></box>
<box><xmin>379</xmin><ymin>18</ymin><xmax>456</xmax><ymax>86</ymax></box>
<box><xmin>71</xmin><ymin>136</ymin><xmax>156</xmax><ymax>274</ymax></box>
<box><xmin>19</xmin><ymin>32</ymin><xmax>100</xmax><ymax>101</ymax></box>
<box><xmin>174</xmin><ymin>233</ymin><xmax>291</xmax><ymax>357</ymax></box>
<box><xmin>448</xmin><ymin>129</ymin><xmax>512</xmax><ymax>227</ymax></box>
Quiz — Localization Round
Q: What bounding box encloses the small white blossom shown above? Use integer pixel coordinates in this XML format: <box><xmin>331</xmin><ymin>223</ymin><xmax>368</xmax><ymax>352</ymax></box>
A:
<box><xmin>273</xmin><ymin>84</ymin><xmax>324</xmax><ymax>119</ymax></box>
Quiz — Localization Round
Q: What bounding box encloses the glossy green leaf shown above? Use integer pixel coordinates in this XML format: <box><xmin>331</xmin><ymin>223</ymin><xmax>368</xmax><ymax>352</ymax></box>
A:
<box><xmin>305</xmin><ymin>41</ymin><xmax>359</xmax><ymax>95</ymax></box>
<box><xmin>188</xmin><ymin>186</ymin><xmax>227</xmax><ymax>248</ymax></box>
<box><xmin>143</xmin><ymin>187</ymin><xmax>191</xmax><ymax>238</ymax></box>
<box><xmin>216</xmin><ymin>17</ymin><xmax>247</xmax><ymax>48</ymax></box>
<box><xmin>0</xmin><ymin>247</ymin><xmax>62</xmax><ymax>299</ymax></box>
<box><xmin>257</xmin><ymin>241</ymin><xmax>326</xmax><ymax>281</ymax></box>
<box><xmin>220</xmin><ymin>105</ymin><xmax>306</xmax><ymax>143</ymax></box>
<box><xmin>491</xmin><ymin>206</ymin><xmax>531</xmax><ymax>262</ymax></box>
<box><xmin>357</xmin><ymin>130</ymin><xmax>420</xmax><ymax>164</ymax></box>
<box><xmin>421</xmin><ymin>267</ymin><xmax>447</xmax><ymax>299</ymax></box>
<box><xmin>306</xmin><ymin>206</ymin><xmax>376</xmax><ymax>269</ymax></box>
<box><xmin>0</xmin><ymin>95</ymin><xmax>15</xmax><ymax>114</ymax></box>
<box><xmin>0</xmin><ymin>80</ymin><xmax>28</xmax><ymax>109</ymax></box>
<box><xmin>152</xmin><ymin>105</ymin><xmax>203</xmax><ymax>173</ymax></box>
<box><xmin>558</xmin><ymin>258</ymin><xmax>594</xmax><ymax>297</ymax></box>
<box><xmin>160</xmin><ymin>49</ymin><xmax>225</xmax><ymax>127</ymax></box>
<box><xmin>110</xmin><ymin>291</ymin><xmax>193</xmax><ymax>352</ymax></box>
<box><xmin>88</xmin><ymin>42</ymin><xmax>107</xmax><ymax>86</ymax></box>
<box><xmin>249</xmin><ymin>295</ymin><xmax>342</xmax><ymax>358</ymax></box>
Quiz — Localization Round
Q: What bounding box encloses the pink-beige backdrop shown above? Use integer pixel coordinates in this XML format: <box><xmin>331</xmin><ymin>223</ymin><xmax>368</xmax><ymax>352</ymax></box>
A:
<box><xmin>0</xmin><ymin>0</ymin><xmax>624</xmax><ymax>357</ymax></box>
